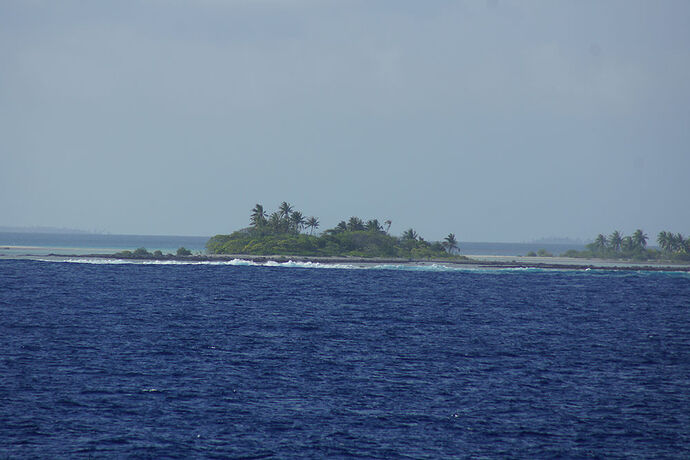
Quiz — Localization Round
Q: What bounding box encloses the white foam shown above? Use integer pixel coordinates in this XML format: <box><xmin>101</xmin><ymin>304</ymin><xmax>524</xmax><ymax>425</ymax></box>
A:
<box><xmin>35</xmin><ymin>257</ymin><xmax>495</xmax><ymax>272</ymax></box>
<box><xmin>46</xmin><ymin>258</ymin><xmax>136</xmax><ymax>265</ymax></box>
<box><xmin>39</xmin><ymin>257</ymin><xmax>261</xmax><ymax>266</ymax></box>
<box><xmin>366</xmin><ymin>263</ymin><xmax>544</xmax><ymax>273</ymax></box>
<box><xmin>264</xmin><ymin>260</ymin><xmax>356</xmax><ymax>270</ymax></box>
<box><xmin>371</xmin><ymin>263</ymin><xmax>460</xmax><ymax>272</ymax></box>
<box><xmin>35</xmin><ymin>257</ymin><xmax>683</xmax><ymax>275</ymax></box>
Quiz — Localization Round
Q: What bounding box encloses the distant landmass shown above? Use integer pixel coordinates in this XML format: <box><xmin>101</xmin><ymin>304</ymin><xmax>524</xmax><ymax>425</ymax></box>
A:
<box><xmin>206</xmin><ymin>202</ymin><xmax>463</xmax><ymax>260</ymax></box>
<box><xmin>0</xmin><ymin>226</ymin><xmax>100</xmax><ymax>234</ymax></box>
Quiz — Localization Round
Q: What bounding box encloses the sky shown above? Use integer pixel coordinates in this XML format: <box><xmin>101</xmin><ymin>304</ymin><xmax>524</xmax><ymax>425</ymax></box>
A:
<box><xmin>1</xmin><ymin>0</ymin><xmax>689</xmax><ymax>242</ymax></box>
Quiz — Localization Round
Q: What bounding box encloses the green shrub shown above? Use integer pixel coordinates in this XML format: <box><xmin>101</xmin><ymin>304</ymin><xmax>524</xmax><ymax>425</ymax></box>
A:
<box><xmin>133</xmin><ymin>247</ymin><xmax>151</xmax><ymax>257</ymax></box>
<box><xmin>177</xmin><ymin>247</ymin><xmax>192</xmax><ymax>256</ymax></box>
<box><xmin>204</xmin><ymin>228</ymin><xmax>461</xmax><ymax>259</ymax></box>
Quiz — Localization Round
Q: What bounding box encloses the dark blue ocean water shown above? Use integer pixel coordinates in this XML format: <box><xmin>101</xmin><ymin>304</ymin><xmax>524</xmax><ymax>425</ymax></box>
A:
<box><xmin>1</xmin><ymin>260</ymin><xmax>689</xmax><ymax>458</ymax></box>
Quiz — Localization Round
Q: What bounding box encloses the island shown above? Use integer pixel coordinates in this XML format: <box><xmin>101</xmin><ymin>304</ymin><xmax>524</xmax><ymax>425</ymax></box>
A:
<box><xmin>27</xmin><ymin>202</ymin><xmax>688</xmax><ymax>272</ymax></box>
<box><xmin>205</xmin><ymin>202</ymin><xmax>463</xmax><ymax>260</ymax></box>
<box><xmin>561</xmin><ymin>229</ymin><xmax>690</xmax><ymax>262</ymax></box>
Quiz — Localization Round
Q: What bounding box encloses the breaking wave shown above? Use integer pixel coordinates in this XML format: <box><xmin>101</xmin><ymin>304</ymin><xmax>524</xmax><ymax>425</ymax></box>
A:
<box><xmin>29</xmin><ymin>256</ymin><xmax>688</xmax><ymax>276</ymax></box>
<box><xmin>34</xmin><ymin>257</ymin><xmax>596</xmax><ymax>274</ymax></box>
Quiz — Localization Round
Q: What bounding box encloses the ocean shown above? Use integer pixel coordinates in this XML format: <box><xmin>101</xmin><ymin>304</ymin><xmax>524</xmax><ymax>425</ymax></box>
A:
<box><xmin>1</xmin><ymin>256</ymin><xmax>689</xmax><ymax>458</ymax></box>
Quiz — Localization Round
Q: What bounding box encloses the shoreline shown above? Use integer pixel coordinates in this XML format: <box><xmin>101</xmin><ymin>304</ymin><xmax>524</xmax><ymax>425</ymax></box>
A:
<box><xmin>3</xmin><ymin>251</ymin><xmax>689</xmax><ymax>272</ymax></box>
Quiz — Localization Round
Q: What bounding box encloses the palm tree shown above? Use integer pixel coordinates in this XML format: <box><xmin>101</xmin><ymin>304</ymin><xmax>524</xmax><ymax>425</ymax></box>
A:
<box><xmin>672</xmin><ymin>233</ymin><xmax>685</xmax><ymax>253</ymax></box>
<box><xmin>443</xmin><ymin>233</ymin><xmax>459</xmax><ymax>254</ymax></box>
<box><xmin>621</xmin><ymin>236</ymin><xmax>634</xmax><ymax>252</ymax></box>
<box><xmin>656</xmin><ymin>231</ymin><xmax>689</xmax><ymax>254</ymax></box>
<box><xmin>305</xmin><ymin>216</ymin><xmax>319</xmax><ymax>235</ymax></box>
<box><xmin>250</xmin><ymin>203</ymin><xmax>267</xmax><ymax>228</ymax></box>
<box><xmin>279</xmin><ymin>202</ymin><xmax>293</xmax><ymax>220</ymax></box>
<box><xmin>268</xmin><ymin>212</ymin><xmax>283</xmax><ymax>232</ymax></box>
<box><xmin>324</xmin><ymin>221</ymin><xmax>347</xmax><ymax>235</ymax></box>
<box><xmin>609</xmin><ymin>230</ymin><xmax>623</xmax><ymax>252</ymax></box>
<box><xmin>347</xmin><ymin>216</ymin><xmax>365</xmax><ymax>231</ymax></box>
<box><xmin>290</xmin><ymin>211</ymin><xmax>305</xmax><ymax>233</ymax></box>
<box><xmin>657</xmin><ymin>231</ymin><xmax>671</xmax><ymax>252</ymax></box>
<box><xmin>593</xmin><ymin>234</ymin><xmax>608</xmax><ymax>252</ymax></box>
<box><xmin>365</xmin><ymin>219</ymin><xmax>382</xmax><ymax>232</ymax></box>
<box><xmin>402</xmin><ymin>228</ymin><xmax>418</xmax><ymax>241</ymax></box>
<box><xmin>678</xmin><ymin>233</ymin><xmax>690</xmax><ymax>254</ymax></box>
<box><xmin>631</xmin><ymin>229</ymin><xmax>647</xmax><ymax>250</ymax></box>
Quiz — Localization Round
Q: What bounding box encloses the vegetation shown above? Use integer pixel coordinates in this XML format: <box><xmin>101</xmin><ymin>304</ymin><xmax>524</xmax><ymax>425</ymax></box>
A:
<box><xmin>443</xmin><ymin>233</ymin><xmax>459</xmax><ymax>254</ymax></box>
<box><xmin>657</xmin><ymin>231</ymin><xmax>690</xmax><ymax>256</ymax></box>
<box><xmin>176</xmin><ymin>247</ymin><xmax>192</xmax><ymax>256</ymax></box>
<box><xmin>206</xmin><ymin>202</ymin><xmax>464</xmax><ymax>259</ymax></box>
<box><xmin>114</xmin><ymin>247</ymin><xmax>162</xmax><ymax>259</ymax></box>
<box><xmin>112</xmin><ymin>247</ymin><xmax>194</xmax><ymax>259</ymax></box>
<box><xmin>526</xmin><ymin>249</ymin><xmax>553</xmax><ymax>257</ymax></box>
<box><xmin>561</xmin><ymin>229</ymin><xmax>690</xmax><ymax>261</ymax></box>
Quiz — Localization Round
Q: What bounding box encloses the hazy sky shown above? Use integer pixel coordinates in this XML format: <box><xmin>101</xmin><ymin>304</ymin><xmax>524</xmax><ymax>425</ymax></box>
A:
<box><xmin>2</xmin><ymin>1</ymin><xmax>689</xmax><ymax>241</ymax></box>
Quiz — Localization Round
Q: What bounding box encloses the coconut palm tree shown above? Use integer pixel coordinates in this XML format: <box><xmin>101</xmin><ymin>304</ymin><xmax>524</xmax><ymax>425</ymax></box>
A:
<box><xmin>402</xmin><ymin>228</ymin><xmax>418</xmax><ymax>241</ymax></box>
<box><xmin>305</xmin><ymin>216</ymin><xmax>319</xmax><ymax>235</ymax></box>
<box><xmin>609</xmin><ymin>230</ymin><xmax>623</xmax><ymax>252</ymax></box>
<box><xmin>347</xmin><ymin>217</ymin><xmax>365</xmax><ymax>231</ymax></box>
<box><xmin>593</xmin><ymin>234</ymin><xmax>608</xmax><ymax>252</ymax></box>
<box><xmin>657</xmin><ymin>231</ymin><xmax>671</xmax><ymax>252</ymax></box>
<box><xmin>290</xmin><ymin>211</ymin><xmax>305</xmax><ymax>233</ymax></box>
<box><xmin>621</xmin><ymin>236</ymin><xmax>634</xmax><ymax>252</ymax></box>
<box><xmin>365</xmin><ymin>219</ymin><xmax>382</xmax><ymax>232</ymax></box>
<box><xmin>268</xmin><ymin>211</ymin><xmax>283</xmax><ymax>232</ymax></box>
<box><xmin>632</xmin><ymin>229</ymin><xmax>648</xmax><ymax>249</ymax></box>
<box><xmin>672</xmin><ymin>233</ymin><xmax>685</xmax><ymax>253</ymax></box>
<box><xmin>324</xmin><ymin>221</ymin><xmax>347</xmax><ymax>235</ymax></box>
<box><xmin>678</xmin><ymin>233</ymin><xmax>690</xmax><ymax>254</ymax></box>
<box><xmin>279</xmin><ymin>202</ymin><xmax>293</xmax><ymax>220</ymax></box>
<box><xmin>443</xmin><ymin>233</ymin><xmax>459</xmax><ymax>254</ymax></box>
<box><xmin>250</xmin><ymin>203</ymin><xmax>267</xmax><ymax>228</ymax></box>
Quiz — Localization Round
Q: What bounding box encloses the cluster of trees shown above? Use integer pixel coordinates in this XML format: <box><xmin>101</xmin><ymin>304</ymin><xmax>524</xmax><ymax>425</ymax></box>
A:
<box><xmin>588</xmin><ymin>229</ymin><xmax>649</xmax><ymax>255</ymax></box>
<box><xmin>322</xmin><ymin>216</ymin><xmax>392</xmax><ymax>235</ymax></box>
<box><xmin>249</xmin><ymin>202</ymin><xmax>320</xmax><ymax>235</ymax></box>
<box><xmin>206</xmin><ymin>202</ymin><xmax>461</xmax><ymax>259</ymax></box>
<box><xmin>322</xmin><ymin>215</ymin><xmax>459</xmax><ymax>253</ymax></box>
<box><xmin>657</xmin><ymin>231</ymin><xmax>690</xmax><ymax>256</ymax></box>
<box><xmin>562</xmin><ymin>229</ymin><xmax>689</xmax><ymax>261</ymax></box>
<box><xmin>113</xmin><ymin>247</ymin><xmax>193</xmax><ymax>259</ymax></box>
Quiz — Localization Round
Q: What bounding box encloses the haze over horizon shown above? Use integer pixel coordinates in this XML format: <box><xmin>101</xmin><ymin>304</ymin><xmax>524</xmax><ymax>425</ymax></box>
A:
<box><xmin>2</xmin><ymin>1</ymin><xmax>689</xmax><ymax>242</ymax></box>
